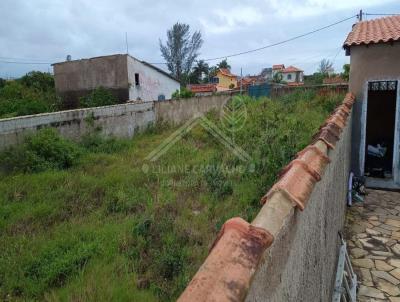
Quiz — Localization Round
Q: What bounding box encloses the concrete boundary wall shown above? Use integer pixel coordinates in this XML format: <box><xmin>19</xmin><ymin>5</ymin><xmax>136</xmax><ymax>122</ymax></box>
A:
<box><xmin>155</xmin><ymin>95</ymin><xmax>231</xmax><ymax>124</ymax></box>
<box><xmin>178</xmin><ymin>93</ymin><xmax>355</xmax><ymax>302</ymax></box>
<box><xmin>0</xmin><ymin>94</ymin><xmax>231</xmax><ymax>150</ymax></box>
<box><xmin>246</xmin><ymin>113</ymin><xmax>352</xmax><ymax>301</ymax></box>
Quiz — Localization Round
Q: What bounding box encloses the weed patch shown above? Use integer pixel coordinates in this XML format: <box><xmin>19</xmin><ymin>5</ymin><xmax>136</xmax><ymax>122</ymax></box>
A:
<box><xmin>0</xmin><ymin>91</ymin><xmax>345</xmax><ymax>301</ymax></box>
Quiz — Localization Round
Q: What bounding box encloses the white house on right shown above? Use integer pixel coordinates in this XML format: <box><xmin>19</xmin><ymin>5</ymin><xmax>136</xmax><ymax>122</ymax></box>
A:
<box><xmin>344</xmin><ymin>15</ymin><xmax>400</xmax><ymax>189</ymax></box>
<box><xmin>272</xmin><ymin>64</ymin><xmax>304</xmax><ymax>85</ymax></box>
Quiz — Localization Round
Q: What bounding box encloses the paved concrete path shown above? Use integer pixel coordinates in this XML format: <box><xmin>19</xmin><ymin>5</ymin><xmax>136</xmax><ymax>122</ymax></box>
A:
<box><xmin>346</xmin><ymin>189</ymin><xmax>400</xmax><ymax>302</ymax></box>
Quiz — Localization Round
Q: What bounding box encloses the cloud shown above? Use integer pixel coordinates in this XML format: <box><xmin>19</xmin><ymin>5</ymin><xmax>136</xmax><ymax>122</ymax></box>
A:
<box><xmin>267</xmin><ymin>0</ymin><xmax>397</xmax><ymax>18</ymax></box>
<box><xmin>200</xmin><ymin>6</ymin><xmax>264</xmax><ymax>34</ymax></box>
<box><xmin>0</xmin><ymin>0</ymin><xmax>398</xmax><ymax>77</ymax></box>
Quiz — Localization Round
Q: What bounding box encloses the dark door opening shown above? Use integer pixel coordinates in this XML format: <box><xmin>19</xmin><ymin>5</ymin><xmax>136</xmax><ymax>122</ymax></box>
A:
<box><xmin>365</xmin><ymin>81</ymin><xmax>397</xmax><ymax>178</ymax></box>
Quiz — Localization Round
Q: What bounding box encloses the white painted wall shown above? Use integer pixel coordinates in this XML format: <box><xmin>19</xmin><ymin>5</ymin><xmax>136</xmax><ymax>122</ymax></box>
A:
<box><xmin>127</xmin><ymin>56</ymin><xmax>180</xmax><ymax>102</ymax></box>
<box><xmin>282</xmin><ymin>72</ymin><xmax>303</xmax><ymax>83</ymax></box>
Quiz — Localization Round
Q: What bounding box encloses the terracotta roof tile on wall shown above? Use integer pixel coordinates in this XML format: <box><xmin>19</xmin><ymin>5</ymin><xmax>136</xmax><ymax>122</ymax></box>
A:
<box><xmin>178</xmin><ymin>92</ymin><xmax>357</xmax><ymax>302</ymax></box>
<box><xmin>178</xmin><ymin>218</ymin><xmax>273</xmax><ymax>302</ymax></box>
<box><xmin>343</xmin><ymin>15</ymin><xmax>400</xmax><ymax>48</ymax></box>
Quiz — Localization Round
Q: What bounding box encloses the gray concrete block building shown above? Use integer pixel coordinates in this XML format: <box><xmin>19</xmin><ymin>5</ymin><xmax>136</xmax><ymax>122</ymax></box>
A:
<box><xmin>52</xmin><ymin>54</ymin><xmax>180</xmax><ymax>108</ymax></box>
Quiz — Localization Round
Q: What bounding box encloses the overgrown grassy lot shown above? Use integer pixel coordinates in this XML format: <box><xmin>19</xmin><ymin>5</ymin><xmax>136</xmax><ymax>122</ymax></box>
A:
<box><xmin>0</xmin><ymin>91</ymin><xmax>343</xmax><ymax>301</ymax></box>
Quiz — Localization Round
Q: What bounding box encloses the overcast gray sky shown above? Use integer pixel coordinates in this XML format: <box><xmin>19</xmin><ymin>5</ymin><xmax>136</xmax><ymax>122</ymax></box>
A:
<box><xmin>0</xmin><ymin>0</ymin><xmax>398</xmax><ymax>78</ymax></box>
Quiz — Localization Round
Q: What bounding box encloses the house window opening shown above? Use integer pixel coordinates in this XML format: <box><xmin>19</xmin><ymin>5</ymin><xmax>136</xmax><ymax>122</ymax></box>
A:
<box><xmin>135</xmin><ymin>73</ymin><xmax>140</xmax><ymax>86</ymax></box>
<box><xmin>287</xmin><ymin>74</ymin><xmax>292</xmax><ymax>80</ymax></box>
<box><xmin>364</xmin><ymin>81</ymin><xmax>398</xmax><ymax>179</ymax></box>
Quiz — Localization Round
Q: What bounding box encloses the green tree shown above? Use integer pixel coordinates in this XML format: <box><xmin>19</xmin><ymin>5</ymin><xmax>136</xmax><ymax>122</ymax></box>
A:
<box><xmin>208</xmin><ymin>66</ymin><xmax>218</xmax><ymax>79</ymax></box>
<box><xmin>303</xmin><ymin>73</ymin><xmax>324</xmax><ymax>85</ymax></box>
<box><xmin>19</xmin><ymin>71</ymin><xmax>55</xmax><ymax>92</ymax></box>
<box><xmin>272</xmin><ymin>72</ymin><xmax>283</xmax><ymax>83</ymax></box>
<box><xmin>159</xmin><ymin>23</ymin><xmax>203</xmax><ymax>83</ymax></box>
<box><xmin>318</xmin><ymin>59</ymin><xmax>334</xmax><ymax>75</ymax></box>
<box><xmin>188</xmin><ymin>60</ymin><xmax>209</xmax><ymax>84</ymax></box>
<box><xmin>217</xmin><ymin>59</ymin><xmax>230</xmax><ymax>70</ymax></box>
<box><xmin>79</xmin><ymin>87</ymin><xmax>119</xmax><ymax>108</ymax></box>
<box><xmin>341</xmin><ymin>64</ymin><xmax>350</xmax><ymax>81</ymax></box>
<box><xmin>0</xmin><ymin>73</ymin><xmax>59</xmax><ymax>118</ymax></box>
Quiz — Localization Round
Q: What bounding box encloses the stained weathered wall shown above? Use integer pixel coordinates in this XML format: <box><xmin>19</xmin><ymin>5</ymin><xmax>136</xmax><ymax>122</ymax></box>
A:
<box><xmin>155</xmin><ymin>94</ymin><xmax>231</xmax><ymax>124</ymax></box>
<box><xmin>0</xmin><ymin>94</ymin><xmax>232</xmax><ymax>150</ymax></box>
<box><xmin>245</xmin><ymin>115</ymin><xmax>352</xmax><ymax>302</ymax></box>
<box><xmin>53</xmin><ymin>54</ymin><xmax>129</xmax><ymax>108</ymax></box>
<box><xmin>0</xmin><ymin>102</ymin><xmax>155</xmax><ymax>149</ymax></box>
<box><xmin>348</xmin><ymin>42</ymin><xmax>400</xmax><ymax>176</ymax></box>
<box><xmin>127</xmin><ymin>56</ymin><xmax>180</xmax><ymax>102</ymax></box>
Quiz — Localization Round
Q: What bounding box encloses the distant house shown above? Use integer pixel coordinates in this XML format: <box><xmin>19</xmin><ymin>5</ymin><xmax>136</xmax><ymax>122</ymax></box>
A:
<box><xmin>343</xmin><ymin>15</ymin><xmax>400</xmax><ymax>189</ymax></box>
<box><xmin>260</xmin><ymin>67</ymin><xmax>273</xmax><ymax>81</ymax></box>
<box><xmin>239</xmin><ymin>75</ymin><xmax>262</xmax><ymax>89</ymax></box>
<box><xmin>52</xmin><ymin>54</ymin><xmax>180</xmax><ymax>108</ymax></box>
<box><xmin>187</xmin><ymin>83</ymin><xmax>217</xmax><ymax>96</ymax></box>
<box><xmin>271</xmin><ymin>64</ymin><xmax>285</xmax><ymax>80</ymax></box>
<box><xmin>211</xmin><ymin>68</ymin><xmax>238</xmax><ymax>91</ymax></box>
<box><xmin>272</xmin><ymin>64</ymin><xmax>304</xmax><ymax>84</ymax></box>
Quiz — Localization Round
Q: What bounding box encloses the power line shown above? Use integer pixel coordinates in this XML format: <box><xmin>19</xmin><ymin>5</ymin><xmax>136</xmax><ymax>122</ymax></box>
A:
<box><xmin>2</xmin><ymin>14</ymin><xmax>357</xmax><ymax>66</ymax></box>
<box><xmin>364</xmin><ymin>13</ymin><xmax>400</xmax><ymax>16</ymax></box>
<box><xmin>0</xmin><ymin>60</ymin><xmax>53</xmax><ymax>65</ymax></box>
<box><xmin>1</xmin><ymin>13</ymin><xmax>359</xmax><ymax>67</ymax></box>
<box><xmin>1</xmin><ymin>11</ymin><xmax>399</xmax><ymax>67</ymax></box>
<box><xmin>201</xmin><ymin>15</ymin><xmax>357</xmax><ymax>62</ymax></box>
<box><xmin>149</xmin><ymin>14</ymin><xmax>357</xmax><ymax>65</ymax></box>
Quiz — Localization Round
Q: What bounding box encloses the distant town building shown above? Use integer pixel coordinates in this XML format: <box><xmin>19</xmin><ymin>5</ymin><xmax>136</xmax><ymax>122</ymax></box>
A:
<box><xmin>211</xmin><ymin>68</ymin><xmax>238</xmax><ymax>91</ymax></box>
<box><xmin>187</xmin><ymin>83</ymin><xmax>217</xmax><ymax>96</ymax></box>
<box><xmin>52</xmin><ymin>54</ymin><xmax>180</xmax><ymax>108</ymax></box>
<box><xmin>272</xmin><ymin>64</ymin><xmax>304</xmax><ymax>85</ymax></box>
<box><xmin>260</xmin><ymin>67</ymin><xmax>273</xmax><ymax>81</ymax></box>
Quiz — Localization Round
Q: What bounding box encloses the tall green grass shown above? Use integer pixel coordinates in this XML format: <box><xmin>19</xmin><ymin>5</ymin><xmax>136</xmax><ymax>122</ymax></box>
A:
<box><xmin>0</xmin><ymin>91</ymin><xmax>343</xmax><ymax>301</ymax></box>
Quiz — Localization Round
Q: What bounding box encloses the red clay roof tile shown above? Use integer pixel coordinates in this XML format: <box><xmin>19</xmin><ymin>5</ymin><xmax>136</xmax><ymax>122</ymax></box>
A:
<box><xmin>187</xmin><ymin>84</ymin><xmax>217</xmax><ymax>93</ymax></box>
<box><xmin>179</xmin><ymin>92</ymin><xmax>357</xmax><ymax>300</ymax></box>
<box><xmin>178</xmin><ymin>217</ymin><xmax>273</xmax><ymax>302</ymax></box>
<box><xmin>281</xmin><ymin>65</ymin><xmax>303</xmax><ymax>73</ymax></box>
<box><xmin>312</xmin><ymin>126</ymin><xmax>340</xmax><ymax>149</ymax></box>
<box><xmin>343</xmin><ymin>16</ymin><xmax>400</xmax><ymax>48</ymax></box>
<box><xmin>219</xmin><ymin>68</ymin><xmax>238</xmax><ymax>78</ymax></box>
<box><xmin>262</xmin><ymin>160</ymin><xmax>320</xmax><ymax>210</ymax></box>
<box><xmin>326</xmin><ymin>114</ymin><xmax>346</xmax><ymax>129</ymax></box>
<box><xmin>295</xmin><ymin>145</ymin><xmax>331</xmax><ymax>177</ymax></box>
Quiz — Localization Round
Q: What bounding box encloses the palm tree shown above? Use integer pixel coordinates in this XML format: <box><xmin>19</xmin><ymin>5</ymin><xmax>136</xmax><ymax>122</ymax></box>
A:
<box><xmin>190</xmin><ymin>60</ymin><xmax>209</xmax><ymax>83</ymax></box>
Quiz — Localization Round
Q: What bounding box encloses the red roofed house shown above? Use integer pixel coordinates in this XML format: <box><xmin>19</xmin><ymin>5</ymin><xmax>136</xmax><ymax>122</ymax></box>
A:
<box><xmin>344</xmin><ymin>15</ymin><xmax>400</xmax><ymax>189</ymax></box>
<box><xmin>272</xmin><ymin>64</ymin><xmax>304</xmax><ymax>85</ymax></box>
<box><xmin>187</xmin><ymin>83</ymin><xmax>217</xmax><ymax>96</ymax></box>
<box><xmin>212</xmin><ymin>68</ymin><xmax>238</xmax><ymax>91</ymax></box>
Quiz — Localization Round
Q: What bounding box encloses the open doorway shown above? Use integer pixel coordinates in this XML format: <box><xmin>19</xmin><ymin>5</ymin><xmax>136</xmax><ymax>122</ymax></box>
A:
<box><xmin>364</xmin><ymin>81</ymin><xmax>398</xmax><ymax>179</ymax></box>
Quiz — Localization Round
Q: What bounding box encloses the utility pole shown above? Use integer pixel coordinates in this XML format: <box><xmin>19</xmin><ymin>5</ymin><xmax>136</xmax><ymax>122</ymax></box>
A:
<box><xmin>358</xmin><ymin>9</ymin><xmax>363</xmax><ymax>22</ymax></box>
<box><xmin>240</xmin><ymin>67</ymin><xmax>243</xmax><ymax>94</ymax></box>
